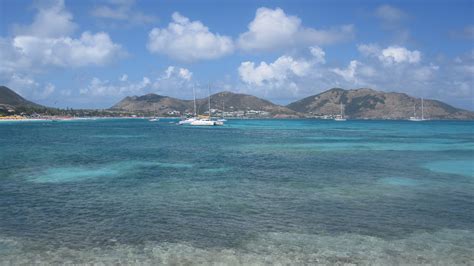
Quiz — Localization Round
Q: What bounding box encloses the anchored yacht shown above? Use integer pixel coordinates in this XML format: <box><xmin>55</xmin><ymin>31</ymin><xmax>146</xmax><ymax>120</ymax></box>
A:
<box><xmin>334</xmin><ymin>102</ymin><xmax>346</xmax><ymax>121</ymax></box>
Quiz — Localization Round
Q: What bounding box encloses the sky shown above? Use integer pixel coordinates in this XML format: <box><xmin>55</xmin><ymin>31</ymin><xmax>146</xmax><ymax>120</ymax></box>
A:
<box><xmin>0</xmin><ymin>0</ymin><xmax>473</xmax><ymax>110</ymax></box>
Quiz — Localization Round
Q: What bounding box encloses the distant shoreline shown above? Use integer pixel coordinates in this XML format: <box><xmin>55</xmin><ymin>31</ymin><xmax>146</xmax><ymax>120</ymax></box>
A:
<box><xmin>1</xmin><ymin>117</ymin><xmax>473</xmax><ymax>122</ymax></box>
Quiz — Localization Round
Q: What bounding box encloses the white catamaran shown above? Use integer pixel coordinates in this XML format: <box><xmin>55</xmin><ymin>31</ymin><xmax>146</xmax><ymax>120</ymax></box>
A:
<box><xmin>149</xmin><ymin>107</ymin><xmax>159</xmax><ymax>122</ymax></box>
<box><xmin>218</xmin><ymin>100</ymin><xmax>227</xmax><ymax>122</ymax></box>
<box><xmin>334</xmin><ymin>102</ymin><xmax>347</xmax><ymax>121</ymax></box>
<box><xmin>190</xmin><ymin>84</ymin><xmax>223</xmax><ymax>126</ymax></box>
<box><xmin>409</xmin><ymin>98</ymin><xmax>426</xmax><ymax>121</ymax></box>
<box><xmin>178</xmin><ymin>85</ymin><xmax>198</xmax><ymax>125</ymax></box>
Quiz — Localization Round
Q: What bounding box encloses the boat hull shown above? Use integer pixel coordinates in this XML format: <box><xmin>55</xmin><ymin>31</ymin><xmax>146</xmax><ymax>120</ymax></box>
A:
<box><xmin>190</xmin><ymin>120</ymin><xmax>217</xmax><ymax>126</ymax></box>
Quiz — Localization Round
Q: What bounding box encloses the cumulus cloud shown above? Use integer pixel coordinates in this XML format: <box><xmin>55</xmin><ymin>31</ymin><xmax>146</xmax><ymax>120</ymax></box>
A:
<box><xmin>380</xmin><ymin>46</ymin><xmax>420</xmax><ymax>64</ymax></box>
<box><xmin>147</xmin><ymin>12</ymin><xmax>234</xmax><ymax>61</ymax></box>
<box><xmin>239</xmin><ymin>56</ymin><xmax>312</xmax><ymax>86</ymax></box>
<box><xmin>163</xmin><ymin>66</ymin><xmax>193</xmax><ymax>81</ymax></box>
<box><xmin>331</xmin><ymin>60</ymin><xmax>360</xmax><ymax>83</ymax></box>
<box><xmin>13</xmin><ymin>0</ymin><xmax>77</xmax><ymax>38</ymax></box>
<box><xmin>152</xmin><ymin>66</ymin><xmax>194</xmax><ymax>97</ymax></box>
<box><xmin>234</xmin><ymin>43</ymin><xmax>457</xmax><ymax>105</ymax></box>
<box><xmin>0</xmin><ymin>0</ymin><xmax>124</xmax><ymax>77</ymax></box>
<box><xmin>11</xmin><ymin>32</ymin><xmax>123</xmax><ymax>68</ymax></box>
<box><xmin>331</xmin><ymin>60</ymin><xmax>378</xmax><ymax>85</ymax></box>
<box><xmin>91</xmin><ymin>0</ymin><xmax>157</xmax><ymax>25</ymax></box>
<box><xmin>79</xmin><ymin>66</ymin><xmax>193</xmax><ymax>99</ymax></box>
<box><xmin>237</xmin><ymin>7</ymin><xmax>354</xmax><ymax>52</ymax></box>
<box><xmin>358</xmin><ymin>44</ymin><xmax>421</xmax><ymax>64</ymax></box>
<box><xmin>309</xmin><ymin>46</ymin><xmax>326</xmax><ymax>64</ymax></box>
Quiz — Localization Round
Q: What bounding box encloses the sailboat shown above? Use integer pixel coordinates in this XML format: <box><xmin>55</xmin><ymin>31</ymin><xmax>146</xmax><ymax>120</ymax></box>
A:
<box><xmin>178</xmin><ymin>85</ymin><xmax>198</xmax><ymax>125</ymax></box>
<box><xmin>149</xmin><ymin>106</ymin><xmax>159</xmax><ymax>122</ymax></box>
<box><xmin>218</xmin><ymin>100</ymin><xmax>227</xmax><ymax>122</ymax></box>
<box><xmin>409</xmin><ymin>98</ymin><xmax>426</xmax><ymax>121</ymax></box>
<box><xmin>190</xmin><ymin>84</ymin><xmax>223</xmax><ymax>126</ymax></box>
<box><xmin>334</xmin><ymin>102</ymin><xmax>346</xmax><ymax>121</ymax></box>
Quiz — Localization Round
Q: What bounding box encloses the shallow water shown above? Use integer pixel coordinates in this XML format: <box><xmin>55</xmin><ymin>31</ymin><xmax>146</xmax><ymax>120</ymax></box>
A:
<box><xmin>0</xmin><ymin>119</ymin><xmax>473</xmax><ymax>264</ymax></box>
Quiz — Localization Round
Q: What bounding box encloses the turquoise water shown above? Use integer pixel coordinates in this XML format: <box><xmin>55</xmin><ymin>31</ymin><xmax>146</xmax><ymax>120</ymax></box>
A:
<box><xmin>0</xmin><ymin>119</ymin><xmax>473</xmax><ymax>264</ymax></box>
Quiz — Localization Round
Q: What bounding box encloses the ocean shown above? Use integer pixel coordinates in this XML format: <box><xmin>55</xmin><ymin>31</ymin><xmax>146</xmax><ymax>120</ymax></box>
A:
<box><xmin>0</xmin><ymin>119</ymin><xmax>473</xmax><ymax>264</ymax></box>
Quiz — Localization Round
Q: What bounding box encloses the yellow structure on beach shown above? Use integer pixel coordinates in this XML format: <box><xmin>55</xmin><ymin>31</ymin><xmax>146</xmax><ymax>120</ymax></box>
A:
<box><xmin>0</xmin><ymin>115</ymin><xmax>26</xmax><ymax>120</ymax></box>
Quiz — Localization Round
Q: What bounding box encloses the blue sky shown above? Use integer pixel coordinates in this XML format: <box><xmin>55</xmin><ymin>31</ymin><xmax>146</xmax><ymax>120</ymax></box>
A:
<box><xmin>0</xmin><ymin>0</ymin><xmax>473</xmax><ymax>110</ymax></box>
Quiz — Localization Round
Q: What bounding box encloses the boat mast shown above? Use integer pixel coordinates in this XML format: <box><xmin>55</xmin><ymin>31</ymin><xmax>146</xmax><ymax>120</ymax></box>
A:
<box><xmin>222</xmin><ymin>100</ymin><xmax>225</xmax><ymax>119</ymax></box>
<box><xmin>208</xmin><ymin>83</ymin><xmax>211</xmax><ymax>119</ymax></box>
<box><xmin>340</xmin><ymin>102</ymin><xmax>343</xmax><ymax>116</ymax></box>
<box><xmin>192</xmin><ymin>84</ymin><xmax>196</xmax><ymax>116</ymax></box>
<box><xmin>421</xmin><ymin>98</ymin><xmax>424</xmax><ymax>120</ymax></box>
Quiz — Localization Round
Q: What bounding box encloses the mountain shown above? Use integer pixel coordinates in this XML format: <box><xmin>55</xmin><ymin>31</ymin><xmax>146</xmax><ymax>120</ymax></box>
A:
<box><xmin>0</xmin><ymin>86</ymin><xmax>43</xmax><ymax>111</ymax></box>
<box><xmin>195</xmin><ymin>91</ymin><xmax>297</xmax><ymax>117</ymax></box>
<box><xmin>111</xmin><ymin>93</ymin><xmax>190</xmax><ymax>114</ymax></box>
<box><xmin>111</xmin><ymin>91</ymin><xmax>298</xmax><ymax>117</ymax></box>
<box><xmin>287</xmin><ymin>88</ymin><xmax>474</xmax><ymax>120</ymax></box>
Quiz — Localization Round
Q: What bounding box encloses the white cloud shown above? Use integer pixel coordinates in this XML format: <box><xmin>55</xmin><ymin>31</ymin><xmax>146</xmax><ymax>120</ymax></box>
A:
<box><xmin>412</xmin><ymin>64</ymin><xmax>439</xmax><ymax>81</ymax></box>
<box><xmin>437</xmin><ymin>51</ymin><xmax>474</xmax><ymax>101</ymax></box>
<box><xmin>358</xmin><ymin>44</ymin><xmax>421</xmax><ymax>64</ymax></box>
<box><xmin>119</xmin><ymin>74</ymin><xmax>128</xmax><ymax>81</ymax></box>
<box><xmin>11</xmin><ymin>32</ymin><xmax>123</xmax><ymax>68</ymax></box>
<box><xmin>152</xmin><ymin>66</ymin><xmax>194</xmax><ymax>97</ymax></box>
<box><xmin>81</xmin><ymin>76</ymin><xmax>151</xmax><ymax>96</ymax></box>
<box><xmin>6</xmin><ymin>74</ymin><xmax>56</xmax><ymax>100</ymax></box>
<box><xmin>0</xmin><ymin>0</ymin><xmax>124</xmax><ymax>76</ymax></box>
<box><xmin>332</xmin><ymin>60</ymin><xmax>360</xmax><ymax>82</ymax></box>
<box><xmin>309</xmin><ymin>46</ymin><xmax>326</xmax><ymax>64</ymax></box>
<box><xmin>380</xmin><ymin>46</ymin><xmax>421</xmax><ymax>64</ymax></box>
<box><xmin>13</xmin><ymin>0</ymin><xmax>77</xmax><ymax>38</ymax></box>
<box><xmin>357</xmin><ymin>43</ymin><xmax>380</xmax><ymax>57</ymax></box>
<box><xmin>375</xmin><ymin>5</ymin><xmax>407</xmax><ymax>24</ymax></box>
<box><xmin>147</xmin><ymin>12</ymin><xmax>234</xmax><ymax>61</ymax></box>
<box><xmin>178</xmin><ymin>68</ymin><xmax>192</xmax><ymax>80</ymax></box>
<box><xmin>163</xmin><ymin>66</ymin><xmax>192</xmax><ymax>80</ymax></box>
<box><xmin>237</xmin><ymin>7</ymin><xmax>354</xmax><ymax>52</ymax></box>
<box><xmin>239</xmin><ymin>55</ymin><xmax>312</xmax><ymax>86</ymax></box>
<box><xmin>233</xmin><ymin>43</ymin><xmax>452</xmax><ymax>104</ymax></box>
<box><xmin>91</xmin><ymin>0</ymin><xmax>157</xmax><ymax>25</ymax></box>
<box><xmin>79</xmin><ymin>66</ymin><xmax>193</xmax><ymax>99</ymax></box>
<box><xmin>6</xmin><ymin>74</ymin><xmax>39</xmax><ymax>97</ymax></box>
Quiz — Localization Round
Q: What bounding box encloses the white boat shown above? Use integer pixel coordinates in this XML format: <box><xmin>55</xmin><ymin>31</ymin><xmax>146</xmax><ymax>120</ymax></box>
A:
<box><xmin>409</xmin><ymin>98</ymin><xmax>426</xmax><ymax>121</ymax></box>
<box><xmin>334</xmin><ymin>102</ymin><xmax>346</xmax><ymax>121</ymax></box>
<box><xmin>178</xmin><ymin>85</ymin><xmax>199</xmax><ymax>125</ymax></box>
<box><xmin>149</xmin><ymin>107</ymin><xmax>159</xmax><ymax>122</ymax></box>
<box><xmin>218</xmin><ymin>100</ymin><xmax>227</xmax><ymax>122</ymax></box>
<box><xmin>190</xmin><ymin>83</ymin><xmax>224</xmax><ymax>126</ymax></box>
<box><xmin>190</xmin><ymin>119</ymin><xmax>218</xmax><ymax>126</ymax></box>
<box><xmin>178</xmin><ymin>117</ymin><xmax>197</xmax><ymax>125</ymax></box>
